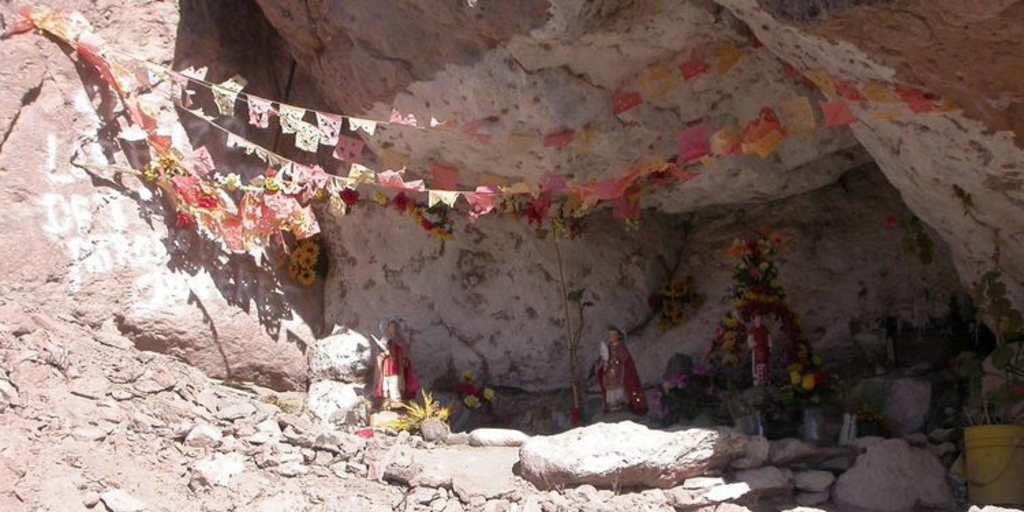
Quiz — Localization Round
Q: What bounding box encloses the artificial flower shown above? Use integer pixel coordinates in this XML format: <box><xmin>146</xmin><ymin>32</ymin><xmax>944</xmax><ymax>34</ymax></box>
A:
<box><xmin>340</xmin><ymin>188</ymin><xmax>360</xmax><ymax>207</ymax></box>
<box><xmin>463</xmin><ymin>395</ymin><xmax>481</xmax><ymax>409</ymax></box>
<box><xmin>372</xmin><ymin>191</ymin><xmax>389</xmax><ymax>206</ymax></box>
<box><xmin>175</xmin><ymin>212</ymin><xmax>195</xmax><ymax>228</ymax></box>
<box><xmin>391</xmin><ymin>192</ymin><xmax>411</xmax><ymax>212</ymax></box>
<box><xmin>461</xmin><ymin>370</ymin><xmax>476</xmax><ymax>383</ymax></box>
<box><xmin>222</xmin><ymin>173</ymin><xmax>242</xmax><ymax>191</ymax></box>
<box><xmin>482</xmin><ymin>388</ymin><xmax>495</xmax><ymax>401</ymax></box>
<box><xmin>801</xmin><ymin>374</ymin><xmax>815</xmax><ymax>391</ymax></box>
<box><xmin>297</xmin><ymin>268</ymin><xmax>316</xmax><ymax>286</ymax></box>
<box><xmin>198</xmin><ymin>196</ymin><xmax>218</xmax><ymax>208</ymax></box>
<box><xmin>790</xmin><ymin>370</ymin><xmax>802</xmax><ymax>385</ymax></box>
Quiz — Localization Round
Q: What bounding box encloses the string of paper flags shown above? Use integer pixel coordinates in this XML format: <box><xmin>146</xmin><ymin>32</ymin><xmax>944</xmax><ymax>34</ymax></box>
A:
<box><xmin>9</xmin><ymin>4</ymin><xmax>956</xmax><ymax>262</ymax></box>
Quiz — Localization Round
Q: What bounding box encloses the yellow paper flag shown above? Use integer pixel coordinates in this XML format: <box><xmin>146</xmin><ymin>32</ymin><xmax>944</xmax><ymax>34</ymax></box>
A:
<box><xmin>779</xmin><ymin>96</ymin><xmax>817</xmax><ymax>135</ymax></box>
<box><xmin>639</xmin><ymin>65</ymin><xmax>675</xmax><ymax>101</ymax></box>
<box><xmin>480</xmin><ymin>173</ymin><xmax>510</xmax><ymax>188</ymax></box>
<box><xmin>805</xmin><ymin>70</ymin><xmax>837</xmax><ymax>98</ymax></box>
<box><xmin>742</xmin><ymin>130</ymin><xmax>785</xmax><ymax>159</ymax></box>
<box><xmin>381</xmin><ymin>149</ymin><xmax>410</xmax><ymax>171</ymax></box>
<box><xmin>717</xmin><ymin>43</ymin><xmax>744</xmax><ymax>74</ymax></box>
<box><xmin>863</xmin><ymin>80</ymin><xmax>900</xmax><ymax>103</ymax></box>
<box><xmin>502</xmin><ymin>182</ymin><xmax>534</xmax><ymax>196</ymax></box>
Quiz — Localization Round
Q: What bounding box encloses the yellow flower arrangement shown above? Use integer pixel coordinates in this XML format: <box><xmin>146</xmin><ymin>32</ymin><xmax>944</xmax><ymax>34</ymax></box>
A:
<box><xmin>287</xmin><ymin>237</ymin><xmax>322</xmax><ymax>286</ymax></box>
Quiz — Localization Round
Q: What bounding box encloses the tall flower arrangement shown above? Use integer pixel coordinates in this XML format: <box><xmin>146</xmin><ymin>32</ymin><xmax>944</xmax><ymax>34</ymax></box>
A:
<box><xmin>706</xmin><ymin>231</ymin><xmax>833</xmax><ymax>406</ymax></box>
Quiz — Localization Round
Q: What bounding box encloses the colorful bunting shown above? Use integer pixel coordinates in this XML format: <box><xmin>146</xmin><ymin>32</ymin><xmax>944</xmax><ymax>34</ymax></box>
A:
<box><xmin>427</xmin><ymin>190</ymin><xmax>461</xmax><ymax>208</ymax></box>
<box><xmin>377</xmin><ymin>170</ymin><xmax>426</xmax><ymax>192</ymax></box>
<box><xmin>679</xmin><ymin>56</ymin><xmax>710</xmax><ymax>82</ymax></box>
<box><xmin>741</xmin><ymin>107</ymin><xmax>785</xmax><ymax>159</ymax></box>
<box><xmin>316</xmin><ymin>112</ymin><xmax>343</xmax><ymax>146</ymax></box>
<box><xmin>835</xmin><ymin>80</ymin><xmax>866</xmax><ymax>103</ymax></box>
<box><xmin>247</xmin><ymin>96</ymin><xmax>272</xmax><ymax>128</ymax></box>
<box><xmin>779</xmin><ymin>96</ymin><xmax>816</xmax><ymax>135</ymax></box>
<box><xmin>863</xmin><ymin>80</ymin><xmax>901</xmax><ymax>103</ymax></box>
<box><xmin>184</xmin><ymin>146</ymin><xmax>216</xmax><ymax>176</ymax></box>
<box><xmin>804</xmin><ymin>70</ymin><xmax>837</xmax><ymax>97</ymax></box>
<box><xmin>894</xmin><ymin>84</ymin><xmax>936</xmax><ymax>113</ymax></box>
<box><xmin>333</xmin><ymin>135</ymin><xmax>364</xmax><ymax>162</ymax></box>
<box><xmin>480</xmin><ymin>173</ymin><xmax>510</xmax><ymax>189</ymax></box>
<box><xmin>544</xmin><ymin>130</ymin><xmax>575</xmax><ymax>149</ymax></box>
<box><xmin>716</xmin><ymin>43</ymin><xmax>744</xmax><ymax>74</ymax></box>
<box><xmin>389</xmin><ymin>108</ymin><xmax>419</xmax><ymax>127</ymax></box>
<box><xmin>294</xmin><ymin>121</ymin><xmax>322</xmax><ymax>152</ymax></box>
<box><xmin>211</xmin><ymin>76</ymin><xmax>247</xmax><ymax>117</ymax></box>
<box><xmin>677</xmin><ymin>123</ymin><xmax>710</xmax><ymax>163</ymax></box>
<box><xmin>464</xmin><ymin>186</ymin><xmax>498</xmax><ymax>220</ymax></box>
<box><xmin>639</xmin><ymin>65</ymin><xmax>675</xmax><ymax>101</ymax></box>
<box><xmin>348</xmin><ymin>163</ymin><xmax>376</xmax><ymax>184</ymax></box>
<box><xmin>278</xmin><ymin>104</ymin><xmax>306</xmax><ymax>135</ymax></box>
<box><xmin>612</xmin><ymin>91</ymin><xmax>643</xmax><ymax>115</ymax></box>
<box><xmin>820</xmin><ymin>100</ymin><xmax>857</xmax><ymax>127</ymax></box>
<box><xmin>710</xmin><ymin>128</ymin><xmax>742</xmax><ymax>156</ymax></box>
<box><xmin>540</xmin><ymin>171</ymin><xmax>569</xmax><ymax>194</ymax></box>
<box><xmin>381</xmin><ymin>149</ymin><xmax>410</xmax><ymax>171</ymax></box>
<box><xmin>430</xmin><ymin>164</ymin><xmax>460</xmax><ymax>190</ymax></box>
<box><xmin>347</xmin><ymin>117</ymin><xmax>378</xmax><ymax>136</ymax></box>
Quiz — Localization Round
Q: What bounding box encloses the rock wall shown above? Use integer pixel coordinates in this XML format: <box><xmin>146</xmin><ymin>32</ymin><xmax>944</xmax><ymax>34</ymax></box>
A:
<box><xmin>715</xmin><ymin>0</ymin><xmax>1024</xmax><ymax>319</ymax></box>
<box><xmin>0</xmin><ymin>0</ymin><xmax>318</xmax><ymax>391</ymax></box>
<box><xmin>322</xmin><ymin>166</ymin><xmax>962</xmax><ymax>391</ymax></box>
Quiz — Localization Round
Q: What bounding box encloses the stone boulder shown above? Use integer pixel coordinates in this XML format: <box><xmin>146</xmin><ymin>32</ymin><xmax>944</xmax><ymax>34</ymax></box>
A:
<box><xmin>733</xmin><ymin>466</ymin><xmax>794</xmax><ymax>498</ymax></box>
<box><xmin>855</xmin><ymin>377</ymin><xmax>932</xmax><ymax>436</ymax></box>
<box><xmin>306</xmin><ymin>381</ymin><xmax>364</xmax><ymax>425</ymax></box>
<box><xmin>307</xmin><ymin>328</ymin><xmax>373</xmax><ymax>383</ymax></box>
<box><xmin>190</xmin><ymin>452</ymin><xmax>247</xmax><ymax>488</ymax></box>
<box><xmin>468</xmin><ymin>428</ymin><xmax>529</xmax><ymax>447</ymax></box>
<box><xmin>519</xmin><ymin>422</ymin><xmax>746</xmax><ymax>489</ymax></box>
<box><xmin>833</xmin><ymin>438</ymin><xmax>952</xmax><ymax>512</ymax></box>
<box><xmin>731</xmin><ymin>435</ymin><xmax>769</xmax><ymax>469</ymax></box>
<box><xmin>793</xmin><ymin>470</ymin><xmax>834</xmax><ymax>493</ymax></box>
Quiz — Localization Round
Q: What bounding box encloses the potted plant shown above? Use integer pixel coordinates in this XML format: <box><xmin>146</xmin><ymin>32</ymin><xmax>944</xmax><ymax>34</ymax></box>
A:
<box><xmin>957</xmin><ymin>270</ymin><xmax>1024</xmax><ymax>506</ymax></box>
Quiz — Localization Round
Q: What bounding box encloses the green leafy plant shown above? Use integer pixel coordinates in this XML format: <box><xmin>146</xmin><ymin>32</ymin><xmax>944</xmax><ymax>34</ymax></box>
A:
<box><xmin>390</xmin><ymin>391</ymin><xmax>451</xmax><ymax>434</ymax></box>
<box><xmin>958</xmin><ymin>269</ymin><xmax>1024</xmax><ymax>425</ymax></box>
<box><xmin>899</xmin><ymin>216</ymin><xmax>934</xmax><ymax>265</ymax></box>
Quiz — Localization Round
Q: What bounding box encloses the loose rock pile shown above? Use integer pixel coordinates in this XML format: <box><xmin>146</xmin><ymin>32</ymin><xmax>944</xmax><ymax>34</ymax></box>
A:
<box><xmin>0</xmin><ymin>306</ymin><xmax>1014</xmax><ymax>512</ymax></box>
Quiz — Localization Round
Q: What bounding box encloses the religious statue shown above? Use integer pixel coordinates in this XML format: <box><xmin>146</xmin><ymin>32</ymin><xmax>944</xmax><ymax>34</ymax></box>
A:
<box><xmin>372</xmin><ymin>319</ymin><xmax>420</xmax><ymax>410</ymax></box>
<box><xmin>595</xmin><ymin>327</ymin><xmax>648</xmax><ymax>415</ymax></box>
<box><xmin>747</xmin><ymin>314</ymin><xmax>772</xmax><ymax>386</ymax></box>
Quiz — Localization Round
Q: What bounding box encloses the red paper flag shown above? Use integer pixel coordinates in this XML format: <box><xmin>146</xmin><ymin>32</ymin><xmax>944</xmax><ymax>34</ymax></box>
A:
<box><xmin>333</xmin><ymin>135</ymin><xmax>364</xmax><ymax>162</ymax></box>
<box><xmin>544</xmin><ymin>130</ymin><xmax>575</xmax><ymax>148</ymax></box>
<box><xmin>894</xmin><ymin>84</ymin><xmax>936</xmax><ymax>113</ymax></box>
<box><xmin>430</xmin><ymin>164</ymin><xmax>460</xmax><ymax>190</ymax></box>
<box><xmin>679</xmin><ymin>58</ymin><xmax>710</xmax><ymax>81</ymax></box>
<box><xmin>612</xmin><ymin>91</ymin><xmax>643</xmax><ymax>115</ymax></box>
<box><xmin>820</xmin><ymin>100</ymin><xmax>857</xmax><ymax>127</ymax></box>
<box><xmin>835</xmin><ymin>80</ymin><xmax>866</xmax><ymax>103</ymax></box>
<box><xmin>677</xmin><ymin>124</ymin><xmax>710</xmax><ymax>163</ymax></box>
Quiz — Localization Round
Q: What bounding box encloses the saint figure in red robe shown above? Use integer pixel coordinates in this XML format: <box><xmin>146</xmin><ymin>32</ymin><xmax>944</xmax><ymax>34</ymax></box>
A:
<box><xmin>596</xmin><ymin>327</ymin><xmax>648</xmax><ymax>415</ymax></box>
<box><xmin>373</xmin><ymin>319</ymin><xmax>420</xmax><ymax>409</ymax></box>
<box><xmin>747</xmin><ymin>314</ymin><xmax>771</xmax><ymax>386</ymax></box>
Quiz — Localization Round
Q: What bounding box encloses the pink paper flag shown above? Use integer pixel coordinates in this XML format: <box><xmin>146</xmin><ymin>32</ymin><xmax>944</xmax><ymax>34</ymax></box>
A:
<box><xmin>464</xmin><ymin>186</ymin><xmax>498</xmax><ymax>220</ymax></box>
<box><xmin>677</xmin><ymin>124</ymin><xmax>710</xmax><ymax>163</ymax></box>
<box><xmin>316</xmin><ymin>112</ymin><xmax>344</xmax><ymax>146</ymax></box>
<box><xmin>333</xmin><ymin>135</ymin><xmax>364</xmax><ymax>162</ymax></box>
<box><xmin>820</xmin><ymin>100</ymin><xmax>857</xmax><ymax>127</ymax></box>
<box><xmin>184</xmin><ymin>146</ymin><xmax>216</xmax><ymax>177</ymax></box>
<box><xmin>247</xmin><ymin>96</ymin><xmax>272</xmax><ymax>128</ymax></box>
<box><xmin>544</xmin><ymin>130</ymin><xmax>575</xmax><ymax>148</ymax></box>
<box><xmin>461</xmin><ymin>120</ymin><xmax>492</xmax><ymax>144</ymax></box>
<box><xmin>430</xmin><ymin>164</ymin><xmax>460</xmax><ymax>190</ymax></box>
<box><xmin>377</xmin><ymin>170</ymin><xmax>426</xmax><ymax>192</ymax></box>
<box><xmin>389</xmin><ymin>108</ymin><xmax>419</xmax><ymax>127</ymax></box>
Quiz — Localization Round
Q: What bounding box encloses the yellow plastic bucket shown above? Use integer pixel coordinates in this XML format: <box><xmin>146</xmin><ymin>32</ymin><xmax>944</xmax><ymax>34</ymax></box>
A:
<box><xmin>965</xmin><ymin>424</ymin><xmax>1024</xmax><ymax>505</ymax></box>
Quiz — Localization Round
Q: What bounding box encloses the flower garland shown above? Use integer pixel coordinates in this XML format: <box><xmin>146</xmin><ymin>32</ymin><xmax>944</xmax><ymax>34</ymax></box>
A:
<box><xmin>452</xmin><ymin>370</ymin><xmax>496</xmax><ymax>411</ymax></box>
<box><xmin>706</xmin><ymin>231</ymin><xmax>832</xmax><ymax>405</ymax></box>
<box><xmin>649</xmin><ymin>276</ymin><xmax>705</xmax><ymax>331</ymax></box>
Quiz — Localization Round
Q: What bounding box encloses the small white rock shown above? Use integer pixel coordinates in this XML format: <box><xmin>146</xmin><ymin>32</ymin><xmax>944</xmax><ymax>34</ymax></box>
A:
<box><xmin>100</xmin><ymin>489</ymin><xmax>148</xmax><ymax>512</ymax></box>
<box><xmin>185</xmin><ymin>424</ymin><xmax>223</xmax><ymax>448</ymax></box>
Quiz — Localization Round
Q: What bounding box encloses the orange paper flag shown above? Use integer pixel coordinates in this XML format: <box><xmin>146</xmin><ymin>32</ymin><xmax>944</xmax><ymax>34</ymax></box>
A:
<box><xmin>710</xmin><ymin>128</ymin><xmax>742</xmax><ymax>156</ymax></box>
<box><xmin>741</xmin><ymin>107</ymin><xmax>786</xmax><ymax>158</ymax></box>
<box><xmin>612</xmin><ymin>91</ymin><xmax>643</xmax><ymax>114</ymax></box>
